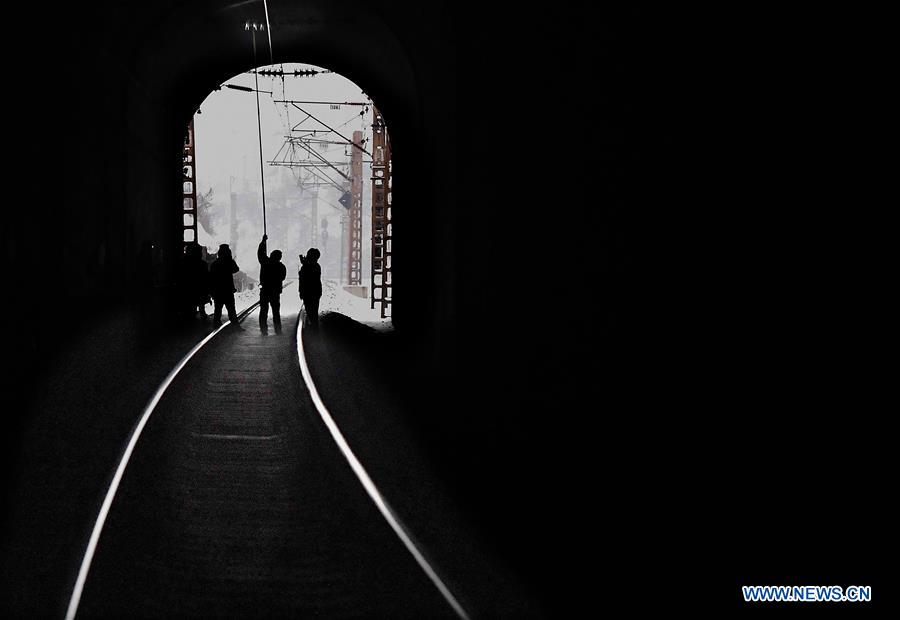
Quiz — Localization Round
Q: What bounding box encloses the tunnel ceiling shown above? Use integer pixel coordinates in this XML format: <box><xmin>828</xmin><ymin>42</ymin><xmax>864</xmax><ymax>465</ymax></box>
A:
<box><xmin>126</xmin><ymin>0</ymin><xmax>419</xmax><ymax>134</ymax></box>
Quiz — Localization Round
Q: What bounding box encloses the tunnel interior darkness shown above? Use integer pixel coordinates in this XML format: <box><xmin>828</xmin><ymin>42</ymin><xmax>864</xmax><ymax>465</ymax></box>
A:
<box><xmin>3</xmin><ymin>3</ymin><xmax>659</xmax><ymax>614</ymax></box>
<box><xmin>6</xmin><ymin>2</ymin><xmax>885</xmax><ymax>616</ymax></box>
<box><xmin>4</xmin><ymin>1</ymin><xmax>469</xmax><ymax>615</ymax></box>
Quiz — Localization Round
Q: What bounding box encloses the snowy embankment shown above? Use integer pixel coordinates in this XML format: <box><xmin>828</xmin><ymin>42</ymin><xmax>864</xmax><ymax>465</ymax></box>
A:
<box><xmin>319</xmin><ymin>278</ymin><xmax>393</xmax><ymax>332</ymax></box>
<box><xmin>232</xmin><ymin>278</ymin><xmax>391</xmax><ymax>331</ymax></box>
<box><xmin>233</xmin><ymin>289</ymin><xmax>260</xmax><ymax>315</ymax></box>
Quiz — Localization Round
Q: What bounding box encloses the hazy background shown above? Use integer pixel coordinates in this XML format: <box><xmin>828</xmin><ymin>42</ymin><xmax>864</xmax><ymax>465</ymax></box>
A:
<box><xmin>194</xmin><ymin>63</ymin><xmax>375</xmax><ymax>285</ymax></box>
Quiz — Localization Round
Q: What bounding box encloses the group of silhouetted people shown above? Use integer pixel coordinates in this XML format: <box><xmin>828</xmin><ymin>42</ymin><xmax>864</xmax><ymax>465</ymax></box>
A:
<box><xmin>179</xmin><ymin>236</ymin><xmax>322</xmax><ymax>330</ymax></box>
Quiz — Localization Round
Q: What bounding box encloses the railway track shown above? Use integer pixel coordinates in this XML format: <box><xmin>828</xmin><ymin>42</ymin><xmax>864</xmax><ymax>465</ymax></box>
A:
<box><xmin>65</xmin><ymin>289</ymin><xmax>467</xmax><ymax>619</ymax></box>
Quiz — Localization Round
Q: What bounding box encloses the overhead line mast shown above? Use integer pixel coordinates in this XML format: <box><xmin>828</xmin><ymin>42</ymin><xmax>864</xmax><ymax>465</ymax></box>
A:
<box><xmin>348</xmin><ymin>130</ymin><xmax>364</xmax><ymax>287</ymax></box>
<box><xmin>182</xmin><ymin>120</ymin><xmax>199</xmax><ymax>250</ymax></box>
<box><xmin>370</xmin><ymin>108</ymin><xmax>392</xmax><ymax>317</ymax></box>
<box><xmin>258</xmin><ymin>65</ymin><xmax>394</xmax><ymax>314</ymax></box>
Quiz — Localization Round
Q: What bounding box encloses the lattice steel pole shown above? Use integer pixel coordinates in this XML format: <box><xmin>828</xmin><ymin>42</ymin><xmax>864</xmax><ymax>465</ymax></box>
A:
<box><xmin>347</xmin><ymin>130</ymin><xmax>363</xmax><ymax>286</ymax></box>
<box><xmin>370</xmin><ymin>109</ymin><xmax>392</xmax><ymax>317</ymax></box>
<box><xmin>182</xmin><ymin>120</ymin><xmax>199</xmax><ymax>251</ymax></box>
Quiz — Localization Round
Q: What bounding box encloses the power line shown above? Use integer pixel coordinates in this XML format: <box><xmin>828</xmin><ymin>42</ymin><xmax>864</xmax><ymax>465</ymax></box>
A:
<box><xmin>301</xmin><ymin>166</ymin><xmax>347</xmax><ymax>194</ymax></box>
<box><xmin>288</xmin><ymin>103</ymin><xmax>373</xmax><ymax>157</ymax></box>
<box><xmin>290</xmin><ymin>139</ymin><xmax>351</xmax><ymax>181</ymax></box>
<box><xmin>273</xmin><ymin>99</ymin><xmax>369</xmax><ymax>106</ymax></box>
<box><xmin>269</xmin><ymin>162</ymin><xmax>350</xmax><ymax>168</ymax></box>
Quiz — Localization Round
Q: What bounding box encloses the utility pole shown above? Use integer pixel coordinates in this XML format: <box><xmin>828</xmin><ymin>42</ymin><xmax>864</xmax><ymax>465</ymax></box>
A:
<box><xmin>348</xmin><ymin>130</ymin><xmax>363</xmax><ymax>287</ymax></box>
<box><xmin>182</xmin><ymin>120</ymin><xmax>199</xmax><ymax>252</ymax></box>
<box><xmin>370</xmin><ymin>108</ymin><xmax>392</xmax><ymax>317</ymax></box>
<box><xmin>340</xmin><ymin>213</ymin><xmax>347</xmax><ymax>285</ymax></box>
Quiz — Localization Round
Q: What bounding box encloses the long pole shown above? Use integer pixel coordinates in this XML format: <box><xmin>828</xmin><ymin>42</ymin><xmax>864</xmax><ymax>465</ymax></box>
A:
<box><xmin>340</xmin><ymin>214</ymin><xmax>346</xmax><ymax>286</ymax></box>
<box><xmin>252</xmin><ymin>29</ymin><xmax>267</xmax><ymax>235</ymax></box>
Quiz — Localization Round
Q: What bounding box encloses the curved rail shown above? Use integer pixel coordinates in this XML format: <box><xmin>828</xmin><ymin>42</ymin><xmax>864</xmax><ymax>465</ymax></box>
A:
<box><xmin>295</xmin><ymin>313</ymin><xmax>471</xmax><ymax>620</ymax></box>
<box><xmin>65</xmin><ymin>301</ymin><xmax>262</xmax><ymax>620</ymax></box>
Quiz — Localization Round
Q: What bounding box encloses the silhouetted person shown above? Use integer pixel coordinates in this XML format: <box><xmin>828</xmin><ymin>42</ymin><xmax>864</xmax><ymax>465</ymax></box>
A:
<box><xmin>257</xmin><ymin>234</ymin><xmax>286</xmax><ymax>329</ymax></box>
<box><xmin>298</xmin><ymin>248</ymin><xmax>322</xmax><ymax>327</ymax></box>
<box><xmin>210</xmin><ymin>244</ymin><xmax>239</xmax><ymax>325</ymax></box>
<box><xmin>180</xmin><ymin>242</ymin><xmax>210</xmax><ymax>319</ymax></box>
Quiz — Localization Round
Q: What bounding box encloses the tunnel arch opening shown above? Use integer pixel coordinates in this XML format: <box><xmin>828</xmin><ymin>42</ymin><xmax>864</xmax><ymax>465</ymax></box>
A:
<box><xmin>182</xmin><ymin>61</ymin><xmax>393</xmax><ymax>326</ymax></box>
<box><xmin>122</xmin><ymin>0</ymin><xmax>433</xmax><ymax>335</ymax></box>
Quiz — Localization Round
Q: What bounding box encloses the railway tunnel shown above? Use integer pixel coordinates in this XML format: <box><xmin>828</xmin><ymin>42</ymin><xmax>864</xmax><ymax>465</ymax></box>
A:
<box><xmin>3</xmin><ymin>1</ymin><xmax>889</xmax><ymax>617</ymax></box>
<box><xmin>5</xmin><ymin>1</ymin><xmax>636</xmax><ymax>616</ymax></box>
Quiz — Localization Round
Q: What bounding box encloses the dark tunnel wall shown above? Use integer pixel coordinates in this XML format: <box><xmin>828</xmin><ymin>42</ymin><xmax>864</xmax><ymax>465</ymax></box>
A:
<box><xmin>6</xmin><ymin>0</ymin><xmax>454</xmax><ymax>391</ymax></box>
<box><xmin>2</xmin><ymin>1</ymin><xmax>891</xmax><ymax>615</ymax></box>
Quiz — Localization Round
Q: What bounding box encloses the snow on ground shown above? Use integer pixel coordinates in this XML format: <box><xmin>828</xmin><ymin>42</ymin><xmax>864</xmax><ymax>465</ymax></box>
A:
<box><xmin>319</xmin><ymin>279</ymin><xmax>393</xmax><ymax>332</ymax></box>
<box><xmin>233</xmin><ymin>289</ymin><xmax>259</xmax><ymax>314</ymax></box>
<box><xmin>232</xmin><ymin>279</ymin><xmax>392</xmax><ymax>332</ymax></box>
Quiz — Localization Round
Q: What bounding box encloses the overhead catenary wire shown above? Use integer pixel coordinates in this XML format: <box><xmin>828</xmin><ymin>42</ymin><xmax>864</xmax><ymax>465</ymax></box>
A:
<box><xmin>298</xmin><ymin>165</ymin><xmax>347</xmax><ymax>194</ymax></box>
<box><xmin>289</xmin><ymin>103</ymin><xmax>372</xmax><ymax>157</ymax></box>
<box><xmin>214</xmin><ymin>58</ymin><xmax>367</xmax><ymax>226</ymax></box>
<box><xmin>289</xmin><ymin>139</ymin><xmax>351</xmax><ymax>181</ymax></box>
<box><xmin>304</xmin><ymin>166</ymin><xmax>347</xmax><ymax>194</ymax></box>
<box><xmin>272</xmin><ymin>102</ymin><xmax>366</xmax><ymax>190</ymax></box>
<box><xmin>273</xmin><ymin>99</ymin><xmax>369</xmax><ymax>106</ymax></box>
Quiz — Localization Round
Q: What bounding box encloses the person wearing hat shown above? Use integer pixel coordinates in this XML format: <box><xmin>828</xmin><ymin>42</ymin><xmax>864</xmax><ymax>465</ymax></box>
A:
<box><xmin>209</xmin><ymin>243</ymin><xmax>240</xmax><ymax>325</ymax></box>
<box><xmin>257</xmin><ymin>234</ymin><xmax>286</xmax><ymax>330</ymax></box>
<box><xmin>298</xmin><ymin>247</ymin><xmax>322</xmax><ymax>327</ymax></box>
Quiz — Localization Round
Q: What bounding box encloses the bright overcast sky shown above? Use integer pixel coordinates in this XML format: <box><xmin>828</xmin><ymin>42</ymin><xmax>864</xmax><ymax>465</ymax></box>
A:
<box><xmin>195</xmin><ymin>62</ymin><xmax>372</xmax><ymax>197</ymax></box>
<box><xmin>193</xmin><ymin>62</ymin><xmax>375</xmax><ymax>274</ymax></box>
